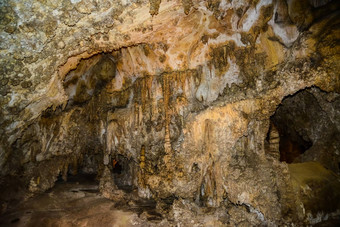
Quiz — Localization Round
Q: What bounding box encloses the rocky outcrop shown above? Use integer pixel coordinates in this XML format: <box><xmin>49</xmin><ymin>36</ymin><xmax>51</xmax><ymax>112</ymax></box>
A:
<box><xmin>0</xmin><ymin>0</ymin><xmax>339</xmax><ymax>225</ymax></box>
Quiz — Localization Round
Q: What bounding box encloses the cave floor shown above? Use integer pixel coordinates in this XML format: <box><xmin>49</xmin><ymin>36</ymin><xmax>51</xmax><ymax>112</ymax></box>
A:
<box><xmin>0</xmin><ymin>175</ymin><xmax>163</xmax><ymax>227</ymax></box>
<box><xmin>1</xmin><ymin>168</ymin><xmax>340</xmax><ymax>226</ymax></box>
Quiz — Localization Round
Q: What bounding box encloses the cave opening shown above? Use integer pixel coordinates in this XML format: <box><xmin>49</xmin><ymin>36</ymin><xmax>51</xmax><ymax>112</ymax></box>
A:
<box><xmin>110</xmin><ymin>155</ymin><xmax>136</xmax><ymax>192</ymax></box>
<box><xmin>55</xmin><ymin>153</ymin><xmax>101</xmax><ymax>185</ymax></box>
<box><xmin>272</xmin><ymin>123</ymin><xmax>313</xmax><ymax>164</ymax></box>
<box><xmin>268</xmin><ymin>91</ymin><xmax>314</xmax><ymax>164</ymax></box>
<box><xmin>266</xmin><ymin>87</ymin><xmax>340</xmax><ymax>219</ymax></box>
<box><xmin>112</xmin><ymin>159</ymin><xmax>122</xmax><ymax>174</ymax></box>
<box><xmin>268</xmin><ymin>87</ymin><xmax>340</xmax><ymax>170</ymax></box>
<box><xmin>32</xmin><ymin>51</ymin><xmax>141</xmax><ymax>201</ymax></box>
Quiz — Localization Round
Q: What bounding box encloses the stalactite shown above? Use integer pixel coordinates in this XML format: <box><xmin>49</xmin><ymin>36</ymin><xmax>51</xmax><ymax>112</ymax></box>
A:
<box><xmin>149</xmin><ymin>0</ymin><xmax>161</xmax><ymax>16</ymax></box>
<box><xmin>162</xmin><ymin>74</ymin><xmax>172</xmax><ymax>153</ymax></box>
<box><xmin>140</xmin><ymin>75</ymin><xmax>153</xmax><ymax>112</ymax></box>
<box><xmin>62</xmin><ymin>163</ymin><xmax>68</xmax><ymax>182</ymax></box>
<box><xmin>70</xmin><ymin>157</ymin><xmax>78</xmax><ymax>176</ymax></box>
<box><xmin>199</xmin><ymin>119</ymin><xmax>219</xmax><ymax>207</ymax></box>
<box><xmin>182</xmin><ymin>0</ymin><xmax>193</xmax><ymax>15</ymax></box>
<box><xmin>141</xmin><ymin>78</ymin><xmax>147</xmax><ymax>112</ymax></box>
<box><xmin>138</xmin><ymin>145</ymin><xmax>146</xmax><ymax>188</ymax></box>
<box><xmin>134</xmin><ymin>103</ymin><xmax>140</xmax><ymax>130</ymax></box>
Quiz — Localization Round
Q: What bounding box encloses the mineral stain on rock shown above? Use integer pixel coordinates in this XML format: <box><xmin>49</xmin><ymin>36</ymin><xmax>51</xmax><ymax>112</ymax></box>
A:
<box><xmin>149</xmin><ymin>0</ymin><xmax>162</xmax><ymax>16</ymax></box>
<box><xmin>0</xmin><ymin>0</ymin><xmax>339</xmax><ymax>226</ymax></box>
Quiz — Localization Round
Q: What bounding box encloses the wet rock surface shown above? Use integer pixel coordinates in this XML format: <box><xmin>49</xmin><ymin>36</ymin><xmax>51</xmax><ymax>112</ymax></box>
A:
<box><xmin>0</xmin><ymin>0</ymin><xmax>339</xmax><ymax>225</ymax></box>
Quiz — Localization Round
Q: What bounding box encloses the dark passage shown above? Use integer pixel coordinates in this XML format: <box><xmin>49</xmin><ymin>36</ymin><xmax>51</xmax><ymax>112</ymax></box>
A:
<box><xmin>270</xmin><ymin>87</ymin><xmax>340</xmax><ymax>171</ymax></box>
<box><xmin>111</xmin><ymin>155</ymin><xmax>136</xmax><ymax>192</ymax></box>
<box><xmin>269</xmin><ymin>87</ymin><xmax>340</xmax><ymax>219</ymax></box>
<box><xmin>278</xmin><ymin>133</ymin><xmax>312</xmax><ymax>163</ymax></box>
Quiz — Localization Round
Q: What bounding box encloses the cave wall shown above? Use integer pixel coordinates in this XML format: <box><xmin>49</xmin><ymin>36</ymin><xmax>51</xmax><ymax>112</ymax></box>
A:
<box><xmin>1</xmin><ymin>0</ymin><xmax>339</xmax><ymax>225</ymax></box>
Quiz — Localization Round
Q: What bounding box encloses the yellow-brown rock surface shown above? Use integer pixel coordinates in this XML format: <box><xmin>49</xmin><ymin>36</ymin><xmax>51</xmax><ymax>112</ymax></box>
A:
<box><xmin>0</xmin><ymin>0</ymin><xmax>339</xmax><ymax>225</ymax></box>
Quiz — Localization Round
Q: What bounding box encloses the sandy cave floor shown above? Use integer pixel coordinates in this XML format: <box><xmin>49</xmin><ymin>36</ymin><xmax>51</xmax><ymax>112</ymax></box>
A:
<box><xmin>0</xmin><ymin>175</ymin><xmax>163</xmax><ymax>227</ymax></box>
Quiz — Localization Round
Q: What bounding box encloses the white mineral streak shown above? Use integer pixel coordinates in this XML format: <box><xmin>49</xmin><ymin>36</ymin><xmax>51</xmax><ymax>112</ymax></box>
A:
<box><xmin>242</xmin><ymin>0</ymin><xmax>272</xmax><ymax>32</ymax></box>
<box><xmin>195</xmin><ymin>58</ymin><xmax>240</xmax><ymax>104</ymax></box>
<box><xmin>268</xmin><ymin>3</ymin><xmax>299</xmax><ymax>47</ymax></box>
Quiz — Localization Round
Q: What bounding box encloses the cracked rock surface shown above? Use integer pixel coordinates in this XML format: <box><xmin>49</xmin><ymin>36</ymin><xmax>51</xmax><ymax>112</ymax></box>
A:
<box><xmin>0</xmin><ymin>0</ymin><xmax>339</xmax><ymax>226</ymax></box>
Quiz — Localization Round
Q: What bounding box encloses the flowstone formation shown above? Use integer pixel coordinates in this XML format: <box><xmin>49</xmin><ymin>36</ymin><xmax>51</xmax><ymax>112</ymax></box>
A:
<box><xmin>0</xmin><ymin>0</ymin><xmax>339</xmax><ymax>226</ymax></box>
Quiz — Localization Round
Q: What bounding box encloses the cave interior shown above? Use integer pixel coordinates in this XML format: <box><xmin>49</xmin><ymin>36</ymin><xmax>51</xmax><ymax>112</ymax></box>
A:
<box><xmin>0</xmin><ymin>0</ymin><xmax>340</xmax><ymax>226</ymax></box>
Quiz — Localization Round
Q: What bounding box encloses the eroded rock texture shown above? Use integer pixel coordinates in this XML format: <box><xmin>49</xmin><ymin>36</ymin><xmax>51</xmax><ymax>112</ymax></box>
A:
<box><xmin>0</xmin><ymin>0</ymin><xmax>339</xmax><ymax>225</ymax></box>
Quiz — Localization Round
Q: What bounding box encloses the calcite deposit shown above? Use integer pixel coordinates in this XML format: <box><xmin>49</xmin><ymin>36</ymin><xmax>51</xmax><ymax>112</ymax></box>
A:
<box><xmin>0</xmin><ymin>0</ymin><xmax>339</xmax><ymax>226</ymax></box>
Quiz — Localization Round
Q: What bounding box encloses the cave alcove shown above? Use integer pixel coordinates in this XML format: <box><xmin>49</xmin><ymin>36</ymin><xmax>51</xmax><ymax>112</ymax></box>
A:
<box><xmin>53</xmin><ymin>52</ymin><xmax>137</xmax><ymax>192</ymax></box>
<box><xmin>268</xmin><ymin>87</ymin><xmax>340</xmax><ymax>172</ymax></box>
<box><xmin>267</xmin><ymin>87</ymin><xmax>340</xmax><ymax>218</ymax></box>
<box><xmin>111</xmin><ymin>154</ymin><xmax>136</xmax><ymax>192</ymax></box>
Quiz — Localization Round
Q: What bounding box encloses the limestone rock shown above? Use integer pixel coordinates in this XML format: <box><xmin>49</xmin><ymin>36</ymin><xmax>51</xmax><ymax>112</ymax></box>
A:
<box><xmin>0</xmin><ymin>0</ymin><xmax>339</xmax><ymax>225</ymax></box>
